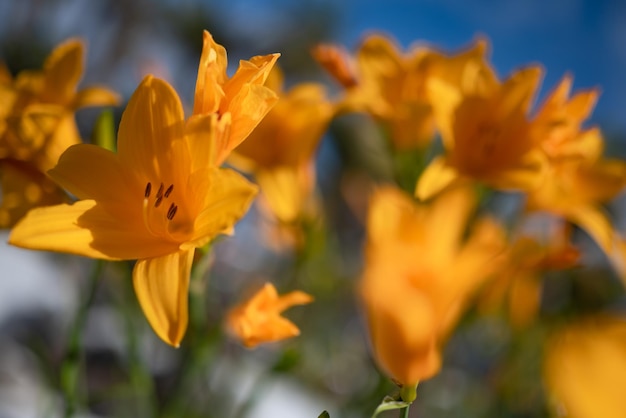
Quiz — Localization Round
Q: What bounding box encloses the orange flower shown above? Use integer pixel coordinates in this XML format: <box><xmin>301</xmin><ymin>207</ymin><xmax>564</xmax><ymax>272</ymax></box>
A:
<box><xmin>526</xmin><ymin>75</ymin><xmax>626</xmax><ymax>254</ymax></box>
<box><xmin>10</xmin><ymin>76</ymin><xmax>257</xmax><ymax>346</ymax></box>
<box><xmin>192</xmin><ymin>30</ymin><xmax>280</xmax><ymax>165</ymax></box>
<box><xmin>314</xmin><ymin>34</ymin><xmax>494</xmax><ymax>150</ymax></box>
<box><xmin>416</xmin><ymin>65</ymin><xmax>546</xmax><ymax>200</ymax></box>
<box><xmin>544</xmin><ymin>315</ymin><xmax>626</xmax><ymax>418</ymax></box>
<box><xmin>226</xmin><ymin>282</ymin><xmax>313</xmax><ymax>348</ymax></box>
<box><xmin>360</xmin><ymin>186</ymin><xmax>505</xmax><ymax>385</ymax></box>
<box><xmin>0</xmin><ymin>38</ymin><xmax>119</xmax><ymax>227</ymax></box>
<box><xmin>230</xmin><ymin>66</ymin><xmax>334</xmax><ymax>223</ymax></box>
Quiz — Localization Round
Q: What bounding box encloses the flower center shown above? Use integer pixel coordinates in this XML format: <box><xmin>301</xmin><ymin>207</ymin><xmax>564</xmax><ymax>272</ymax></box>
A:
<box><xmin>142</xmin><ymin>181</ymin><xmax>180</xmax><ymax>239</ymax></box>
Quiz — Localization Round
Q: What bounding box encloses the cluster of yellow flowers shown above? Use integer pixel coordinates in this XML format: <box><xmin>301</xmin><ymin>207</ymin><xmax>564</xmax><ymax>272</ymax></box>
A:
<box><xmin>2</xmin><ymin>29</ymin><xmax>626</xmax><ymax>415</ymax></box>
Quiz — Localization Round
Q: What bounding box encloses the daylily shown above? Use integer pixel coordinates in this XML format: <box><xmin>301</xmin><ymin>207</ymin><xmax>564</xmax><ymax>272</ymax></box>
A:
<box><xmin>359</xmin><ymin>186</ymin><xmax>506</xmax><ymax>385</ymax></box>
<box><xmin>0</xmin><ymin>38</ymin><xmax>119</xmax><ymax>227</ymax></box>
<box><xmin>526</xmin><ymin>75</ymin><xmax>626</xmax><ymax>254</ymax></box>
<box><xmin>313</xmin><ymin>34</ymin><xmax>494</xmax><ymax>150</ymax></box>
<box><xmin>416</xmin><ymin>65</ymin><xmax>546</xmax><ymax>200</ymax></box>
<box><xmin>9</xmin><ymin>76</ymin><xmax>258</xmax><ymax>347</ymax></box>
<box><xmin>192</xmin><ymin>30</ymin><xmax>280</xmax><ymax>165</ymax></box>
<box><xmin>543</xmin><ymin>315</ymin><xmax>626</xmax><ymax>418</ymax></box>
<box><xmin>226</xmin><ymin>282</ymin><xmax>313</xmax><ymax>348</ymax></box>
<box><xmin>230</xmin><ymin>66</ymin><xmax>334</xmax><ymax>224</ymax></box>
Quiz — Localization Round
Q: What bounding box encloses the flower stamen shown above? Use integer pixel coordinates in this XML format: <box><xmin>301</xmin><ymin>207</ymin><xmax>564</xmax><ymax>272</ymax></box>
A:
<box><xmin>164</xmin><ymin>184</ymin><xmax>174</xmax><ymax>198</ymax></box>
<box><xmin>167</xmin><ymin>203</ymin><xmax>178</xmax><ymax>220</ymax></box>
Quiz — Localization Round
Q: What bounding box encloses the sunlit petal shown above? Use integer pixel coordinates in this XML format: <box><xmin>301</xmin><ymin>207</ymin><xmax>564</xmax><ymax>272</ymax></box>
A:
<box><xmin>133</xmin><ymin>249</ymin><xmax>193</xmax><ymax>347</ymax></box>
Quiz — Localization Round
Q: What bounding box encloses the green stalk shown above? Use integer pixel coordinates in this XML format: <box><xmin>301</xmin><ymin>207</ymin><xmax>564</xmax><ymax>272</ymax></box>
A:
<box><xmin>61</xmin><ymin>259</ymin><xmax>104</xmax><ymax>418</ymax></box>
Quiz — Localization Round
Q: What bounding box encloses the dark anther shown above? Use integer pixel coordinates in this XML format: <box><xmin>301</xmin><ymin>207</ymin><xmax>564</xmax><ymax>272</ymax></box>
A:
<box><xmin>167</xmin><ymin>203</ymin><xmax>178</xmax><ymax>220</ymax></box>
<box><xmin>144</xmin><ymin>183</ymin><xmax>152</xmax><ymax>198</ymax></box>
<box><xmin>156</xmin><ymin>183</ymin><xmax>164</xmax><ymax>199</ymax></box>
<box><xmin>164</xmin><ymin>184</ymin><xmax>174</xmax><ymax>198</ymax></box>
<box><xmin>155</xmin><ymin>196</ymin><xmax>163</xmax><ymax>208</ymax></box>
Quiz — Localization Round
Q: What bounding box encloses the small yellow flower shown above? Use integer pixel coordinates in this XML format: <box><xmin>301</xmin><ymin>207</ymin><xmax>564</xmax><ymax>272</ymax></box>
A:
<box><xmin>226</xmin><ymin>282</ymin><xmax>313</xmax><ymax>348</ymax></box>
<box><xmin>544</xmin><ymin>315</ymin><xmax>626</xmax><ymax>418</ymax></box>
<box><xmin>360</xmin><ymin>186</ymin><xmax>505</xmax><ymax>385</ymax></box>
<box><xmin>416</xmin><ymin>65</ymin><xmax>546</xmax><ymax>200</ymax></box>
<box><xmin>192</xmin><ymin>30</ymin><xmax>280</xmax><ymax>165</ymax></box>
<box><xmin>9</xmin><ymin>76</ymin><xmax>258</xmax><ymax>347</ymax></box>
<box><xmin>0</xmin><ymin>38</ymin><xmax>119</xmax><ymax>227</ymax></box>
<box><xmin>230</xmin><ymin>66</ymin><xmax>334</xmax><ymax>223</ymax></box>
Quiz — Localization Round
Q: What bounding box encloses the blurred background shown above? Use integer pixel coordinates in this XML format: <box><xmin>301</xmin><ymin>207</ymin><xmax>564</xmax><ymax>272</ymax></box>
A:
<box><xmin>1</xmin><ymin>0</ymin><xmax>625</xmax><ymax>417</ymax></box>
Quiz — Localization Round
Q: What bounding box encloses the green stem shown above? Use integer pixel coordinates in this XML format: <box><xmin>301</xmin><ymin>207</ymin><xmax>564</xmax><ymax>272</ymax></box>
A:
<box><xmin>118</xmin><ymin>262</ymin><xmax>156</xmax><ymax>417</ymax></box>
<box><xmin>61</xmin><ymin>259</ymin><xmax>104</xmax><ymax>418</ymax></box>
<box><xmin>401</xmin><ymin>404</ymin><xmax>410</xmax><ymax>418</ymax></box>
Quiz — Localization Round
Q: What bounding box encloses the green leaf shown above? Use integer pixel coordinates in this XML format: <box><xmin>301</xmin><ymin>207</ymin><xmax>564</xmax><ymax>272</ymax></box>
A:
<box><xmin>317</xmin><ymin>411</ymin><xmax>330</xmax><ymax>418</ymax></box>
<box><xmin>371</xmin><ymin>398</ymin><xmax>411</xmax><ymax>418</ymax></box>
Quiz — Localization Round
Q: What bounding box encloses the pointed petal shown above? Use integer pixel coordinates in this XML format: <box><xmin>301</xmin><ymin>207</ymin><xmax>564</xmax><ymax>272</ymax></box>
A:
<box><xmin>43</xmin><ymin>39</ymin><xmax>84</xmax><ymax>104</ymax></box>
<box><xmin>182</xmin><ymin>168</ymin><xmax>257</xmax><ymax>249</ymax></box>
<box><xmin>72</xmin><ymin>86</ymin><xmax>120</xmax><ymax>109</ymax></box>
<box><xmin>222</xmin><ymin>53</ymin><xmax>280</xmax><ymax>105</ymax></box>
<box><xmin>498</xmin><ymin>66</ymin><xmax>543</xmax><ymax>116</ymax></box>
<box><xmin>193</xmin><ymin>30</ymin><xmax>228</xmax><ymax>115</ymax></box>
<box><xmin>415</xmin><ymin>156</ymin><xmax>463</xmax><ymax>201</ymax></box>
<box><xmin>117</xmin><ymin>76</ymin><xmax>187</xmax><ymax>183</ymax></box>
<box><xmin>133</xmin><ymin>249</ymin><xmax>193</xmax><ymax>347</ymax></box>
<box><xmin>9</xmin><ymin>200</ymin><xmax>176</xmax><ymax>259</ymax></box>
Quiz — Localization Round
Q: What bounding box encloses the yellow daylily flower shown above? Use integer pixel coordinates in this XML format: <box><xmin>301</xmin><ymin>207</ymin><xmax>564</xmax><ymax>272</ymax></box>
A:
<box><xmin>416</xmin><ymin>66</ymin><xmax>547</xmax><ymax>200</ymax></box>
<box><xmin>544</xmin><ymin>315</ymin><xmax>626</xmax><ymax>418</ymax></box>
<box><xmin>230</xmin><ymin>66</ymin><xmax>334</xmax><ymax>223</ymax></box>
<box><xmin>9</xmin><ymin>76</ymin><xmax>258</xmax><ymax>347</ymax></box>
<box><xmin>526</xmin><ymin>77</ymin><xmax>626</xmax><ymax>254</ymax></box>
<box><xmin>192</xmin><ymin>30</ymin><xmax>280</xmax><ymax>165</ymax></box>
<box><xmin>359</xmin><ymin>186</ymin><xmax>506</xmax><ymax>385</ymax></box>
<box><xmin>0</xmin><ymin>38</ymin><xmax>119</xmax><ymax>227</ymax></box>
<box><xmin>226</xmin><ymin>282</ymin><xmax>313</xmax><ymax>348</ymax></box>
<box><xmin>313</xmin><ymin>34</ymin><xmax>494</xmax><ymax>150</ymax></box>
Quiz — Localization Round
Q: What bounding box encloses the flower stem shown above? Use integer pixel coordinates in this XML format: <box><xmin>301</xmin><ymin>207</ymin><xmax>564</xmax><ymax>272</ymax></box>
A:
<box><xmin>401</xmin><ymin>404</ymin><xmax>410</xmax><ymax>418</ymax></box>
<box><xmin>61</xmin><ymin>259</ymin><xmax>104</xmax><ymax>418</ymax></box>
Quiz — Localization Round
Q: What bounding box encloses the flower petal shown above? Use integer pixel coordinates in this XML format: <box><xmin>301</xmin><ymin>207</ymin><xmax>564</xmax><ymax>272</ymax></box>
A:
<box><xmin>9</xmin><ymin>200</ymin><xmax>177</xmax><ymax>260</ymax></box>
<box><xmin>72</xmin><ymin>86</ymin><xmax>121</xmax><ymax>109</ymax></box>
<box><xmin>117</xmin><ymin>76</ymin><xmax>187</xmax><ymax>183</ymax></box>
<box><xmin>133</xmin><ymin>249</ymin><xmax>193</xmax><ymax>347</ymax></box>
<box><xmin>182</xmin><ymin>167</ymin><xmax>257</xmax><ymax>249</ymax></box>
<box><xmin>415</xmin><ymin>156</ymin><xmax>463</xmax><ymax>201</ymax></box>
<box><xmin>43</xmin><ymin>39</ymin><xmax>84</xmax><ymax>104</ymax></box>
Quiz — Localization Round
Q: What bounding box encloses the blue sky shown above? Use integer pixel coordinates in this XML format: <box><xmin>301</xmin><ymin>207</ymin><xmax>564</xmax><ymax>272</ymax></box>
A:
<box><xmin>333</xmin><ymin>0</ymin><xmax>626</xmax><ymax>135</ymax></box>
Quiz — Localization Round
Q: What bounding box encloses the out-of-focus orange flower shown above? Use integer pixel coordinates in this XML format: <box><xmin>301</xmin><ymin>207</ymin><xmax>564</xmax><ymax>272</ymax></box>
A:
<box><xmin>313</xmin><ymin>34</ymin><xmax>493</xmax><ymax>151</ymax></box>
<box><xmin>359</xmin><ymin>186</ymin><xmax>506</xmax><ymax>385</ymax></box>
<box><xmin>226</xmin><ymin>282</ymin><xmax>313</xmax><ymax>348</ymax></box>
<box><xmin>192</xmin><ymin>30</ymin><xmax>280</xmax><ymax>165</ymax></box>
<box><xmin>416</xmin><ymin>65</ymin><xmax>546</xmax><ymax>200</ymax></box>
<box><xmin>532</xmin><ymin>74</ymin><xmax>602</xmax><ymax>161</ymax></box>
<box><xmin>526</xmin><ymin>75</ymin><xmax>626</xmax><ymax>254</ymax></box>
<box><xmin>10</xmin><ymin>76</ymin><xmax>258</xmax><ymax>347</ymax></box>
<box><xmin>480</xmin><ymin>220</ymin><xmax>579</xmax><ymax>328</ymax></box>
<box><xmin>230</xmin><ymin>66</ymin><xmax>334</xmax><ymax>224</ymax></box>
<box><xmin>0</xmin><ymin>39</ymin><xmax>119</xmax><ymax>227</ymax></box>
<box><xmin>543</xmin><ymin>315</ymin><xmax>626</xmax><ymax>418</ymax></box>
